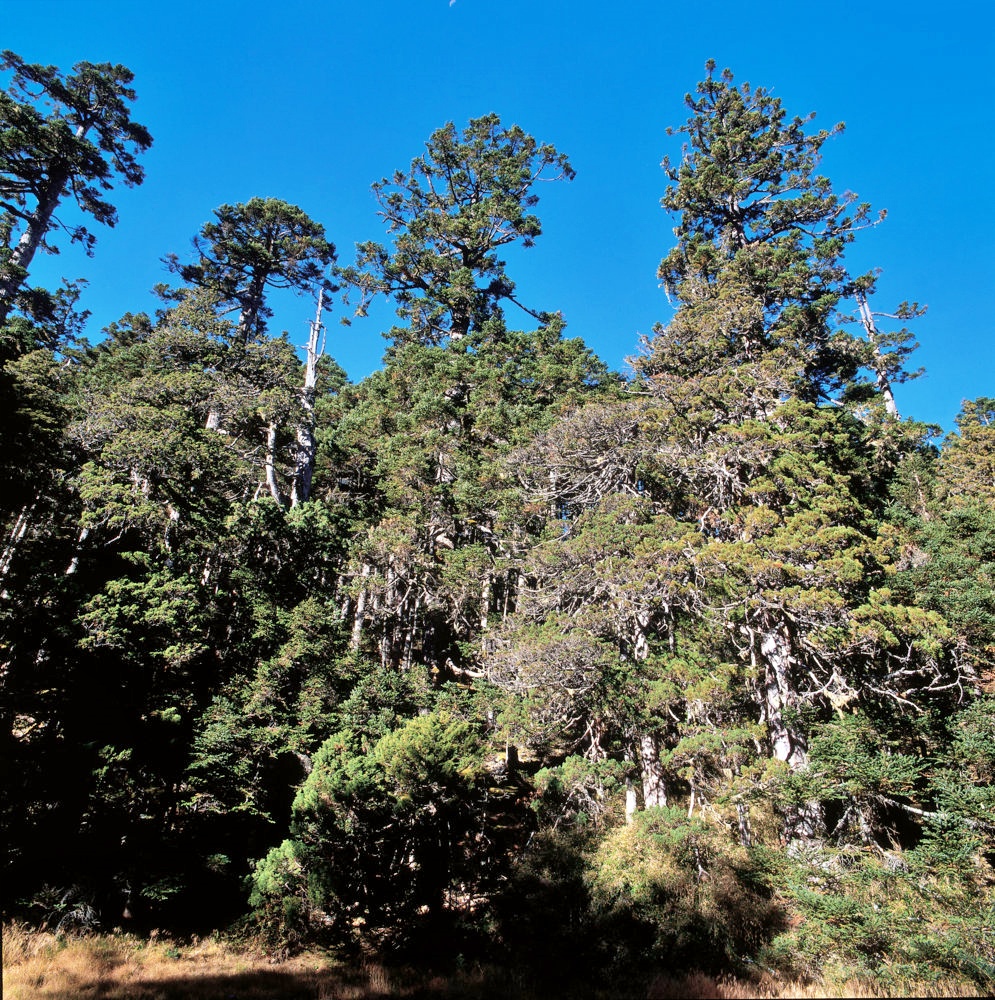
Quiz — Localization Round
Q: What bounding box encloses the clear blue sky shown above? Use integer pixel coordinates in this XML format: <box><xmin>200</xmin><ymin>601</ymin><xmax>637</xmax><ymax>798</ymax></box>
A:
<box><xmin>5</xmin><ymin>0</ymin><xmax>993</xmax><ymax>430</ymax></box>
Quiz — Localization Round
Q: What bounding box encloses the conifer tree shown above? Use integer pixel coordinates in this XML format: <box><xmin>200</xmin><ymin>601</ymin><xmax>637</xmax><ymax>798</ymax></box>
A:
<box><xmin>0</xmin><ymin>52</ymin><xmax>151</xmax><ymax>324</ymax></box>
<box><xmin>648</xmin><ymin>60</ymin><xmax>915</xmax><ymax>411</ymax></box>
<box><xmin>350</xmin><ymin>114</ymin><xmax>574</xmax><ymax>347</ymax></box>
<box><xmin>164</xmin><ymin>200</ymin><xmax>338</xmax><ymax>499</ymax></box>
<box><xmin>165</xmin><ymin>198</ymin><xmax>337</xmax><ymax>348</ymax></box>
<box><xmin>501</xmin><ymin>66</ymin><xmax>956</xmax><ymax>847</ymax></box>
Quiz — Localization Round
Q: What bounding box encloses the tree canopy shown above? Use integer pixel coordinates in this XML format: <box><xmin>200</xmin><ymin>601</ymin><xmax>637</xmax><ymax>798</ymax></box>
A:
<box><xmin>0</xmin><ymin>51</ymin><xmax>152</xmax><ymax>326</ymax></box>
<box><xmin>1</xmin><ymin>56</ymin><xmax>992</xmax><ymax>996</ymax></box>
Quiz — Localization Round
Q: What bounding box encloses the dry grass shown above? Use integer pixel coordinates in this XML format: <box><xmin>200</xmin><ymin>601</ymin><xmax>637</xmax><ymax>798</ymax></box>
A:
<box><xmin>1</xmin><ymin>923</ymin><xmax>521</xmax><ymax>1000</ymax></box>
<box><xmin>2</xmin><ymin>923</ymin><xmax>987</xmax><ymax>999</ymax></box>
<box><xmin>3</xmin><ymin>923</ymin><xmax>343</xmax><ymax>1000</ymax></box>
<box><xmin>646</xmin><ymin>970</ymin><xmax>986</xmax><ymax>998</ymax></box>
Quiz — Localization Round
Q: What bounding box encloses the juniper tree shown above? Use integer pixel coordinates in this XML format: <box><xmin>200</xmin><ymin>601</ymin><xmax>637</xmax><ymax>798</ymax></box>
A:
<box><xmin>500</xmin><ymin>66</ymin><xmax>952</xmax><ymax>847</ymax></box>
<box><xmin>649</xmin><ymin>60</ymin><xmax>916</xmax><ymax>411</ymax></box>
<box><xmin>164</xmin><ymin>199</ymin><xmax>338</xmax><ymax>500</ymax></box>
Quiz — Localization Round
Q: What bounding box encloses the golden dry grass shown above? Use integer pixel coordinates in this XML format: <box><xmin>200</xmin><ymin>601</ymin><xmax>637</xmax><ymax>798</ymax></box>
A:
<box><xmin>2</xmin><ymin>924</ymin><xmax>987</xmax><ymax>999</ymax></box>
<box><xmin>646</xmin><ymin>970</ymin><xmax>986</xmax><ymax>999</ymax></box>
<box><xmin>3</xmin><ymin>923</ymin><xmax>344</xmax><ymax>1000</ymax></box>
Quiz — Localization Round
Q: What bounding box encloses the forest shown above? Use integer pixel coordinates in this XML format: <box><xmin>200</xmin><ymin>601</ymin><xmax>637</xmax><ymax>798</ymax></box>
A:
<box><xmin>2</xmin><ymin>50</ymin><xmax>994</xmax><ymax>997</ymax></box>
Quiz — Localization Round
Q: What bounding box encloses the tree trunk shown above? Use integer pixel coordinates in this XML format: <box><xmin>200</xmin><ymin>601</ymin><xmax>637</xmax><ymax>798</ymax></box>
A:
<box><xmin>263</xmin><ymin>421</ymin><xmax>281</xmax><ymax>503</ymax></box>
<box><xmin>624</xmin><ymin>749</ymin><xmax>639</xmax><ymax>825</ymax></box>
<box><xmin>291</xmin><ymin>289</ymin><xmax>323</xmax><ymax>507</ymax></box>
<box><xmin>0</xmin><ymin>165</ymin><xmax>71</xmax><ymax>324</ymax></box>
<box><xmin>761</xmin><ymin>627</ymin><xmax>806</xmax><ymax>771</ymax></box>
<box><xmin>0</xmin><ymin>503</ymin><xmax>35</xmax><ymax>594</ymax></box>
<box><xmin>639</xmin><ymin>733</ymin><xmax>668</xmax><ymax>808</ymax></box>
<box><xmin>235</xmin><ymin>272</ymin><xmax>268</xmax><ymax>347</ymax></box>
<box><xmin>64</xmin><ymin>526</ymin><xmax>90</xmax><ymax>576</ymax></box>
<box><xmin>736</xmin><ymin>801</ymin><xmax>753</xmax><ymax>847</ymax></box>
<box><xmin>479</xmin><ymin>571</ymin><xmax>491</xmax><ymax>651</ymax></box>
<box><xmin>760</xmin><ymin>626</ymin><xmax>824</xmax><ymax>843</ymax></box>
<box><xmin>856</xmin><ymin>291</ymin><xmax>899</xmax><ymax>418</ymax></box>
<box><xmin>350</xmin><ymin>563</ymin><xmax>371</xmax><ymax>652</ymax></box>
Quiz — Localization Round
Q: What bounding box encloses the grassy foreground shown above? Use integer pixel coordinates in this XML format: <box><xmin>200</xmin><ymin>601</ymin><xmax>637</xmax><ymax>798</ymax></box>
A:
<box><xmin>1</xmin><ymin>923</ymin><xmax>984</xmax><ymax>999</ymax></box>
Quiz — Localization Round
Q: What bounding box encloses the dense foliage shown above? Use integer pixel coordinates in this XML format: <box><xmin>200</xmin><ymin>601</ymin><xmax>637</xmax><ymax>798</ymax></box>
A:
<box><xmin>2</xmin><ymin>56</ymin><xmax>992</xmax><ymax>992</ymax></box>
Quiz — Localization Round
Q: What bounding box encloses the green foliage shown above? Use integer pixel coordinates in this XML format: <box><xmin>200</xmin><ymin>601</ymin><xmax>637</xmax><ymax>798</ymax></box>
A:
<box><xmin>165</xmin><ymin>197</ymin><xmax>337</xmax><ymax>345</ymax></box>
<box><xmin>0</xmin><ymin>344</ymin><xmax>72</xmax><ymax>515</ymax></box>
<box><xmin>587</xmin><ymin>808</ymin><xmax>781</xmax><ymax>968</ymax></box>
<box><xmin>0</xmin><ymin>51</ymin><xmax>152</xmax><ymax>323</ymax></box>
<box><xmin>247</xmin><ymin>839</ymin><xmax>310</xmax><ymax>948</ymax></box>
<box><xmin>2</xmin><ymin>58</ymin><xmax>992</xmax><ymax>992</ymax></box>
<box><xmin>254</xmin><ymin>708</ymin><xmax>505</xmax><ymax>943</ymax></box>
<box><xmin>647</xmin><ymin>61</ymin><xmax>916</xmax><ymax>412</ymax></box>
<box><xmin>940</xmin><ymin>398</ymin><xmax>995</xmax><ymax>505</ymax></box>
<box><xmin>374</xmin><ymin>711</ymin><xmax>485</xmax><ymax>803</ymax></box>
<box><xmin>351</xmin><ymin>113</ymin><xmax>573</xmax><ymax>346</ymax></box>
<box><xmin>763</xmin><ymin>845</ymin><xmax>995</xmax><ymax>989</ymax></box>
<box><xmin>532</xmin><ymin>756</ymin><xmax>626</xmax><ymax>828</ymax></box>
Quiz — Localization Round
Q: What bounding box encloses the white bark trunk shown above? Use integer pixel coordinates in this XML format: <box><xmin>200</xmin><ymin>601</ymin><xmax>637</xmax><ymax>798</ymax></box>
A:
<box><xmin>65</xmin><ymin>526</ymin><xmax>91</xmax><ymax>576</ymax></box>
<box><xmin>857</xmin><ymin>291</ymin><xmax>899</xmax><ymax>418</ymax></box>
<box><xmin>639</xmin><ymin>733</ymin><xmax>668</xmax><ymax>808</ymax></box>
<box><xmin>480</xmin><ymin>572</ymin><xmax>491</xmax><ymax>651</ymax></box>
<box><xmin>291</xmin><ymin>289</ymin><xmax>323</xmax><ymax>507</ymax></box>
<box><xmin>760</xmin><ymin>627</ymin><xmax>807</xmax><ymax>772</ymax></box>
<box><xmin>350</xmin><ymin>564</ymin><xmax>371</xmax><ymax>651</ymax></box>
<box><xmin>624</xmin><ymin>749</ymin><xmax>639</xmax><ymax>825</ymax></box>
<box><xmin>625</xmin><ymin>775</ymin><xmax>638</xmax><ymax>825</ymax></box>
<box><xmin>760</xmin><ymin>626</ymin><xmax>824</xmax><ymax>843</ymax></box>
<box><xmin>264</xmin><ymin>421</ymin><xmax>281</xmax><ymax>503</ymax></box>
<box><xmin>0</xmin><ymin>503</ymin><xmax>34</xmax><ymax>591</ymax></box>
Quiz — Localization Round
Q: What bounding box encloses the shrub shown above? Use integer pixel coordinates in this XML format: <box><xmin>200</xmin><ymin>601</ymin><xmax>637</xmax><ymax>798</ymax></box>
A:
<box><xmin>585</xmin><ymin>806</ymin><xmax>782</xmax><ymax>969</ymax></box>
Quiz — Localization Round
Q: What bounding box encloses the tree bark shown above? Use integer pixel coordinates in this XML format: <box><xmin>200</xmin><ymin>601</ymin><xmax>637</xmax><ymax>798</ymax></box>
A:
<box><xmin>761</xmin><ymin>627</ymin><xmax>807</xmax><ymax>771</ymax></box>
<box><xmin>350</xmin><ymin>563</ymin><xmax>371</xmax><ymax>652</ymax></box>
<box><xmin>64</xmin><ymin>526</ymin><xmax>90</xmax><ymax>576</ymax></box>
<box><xmin>0</xmin><ymin>504</ymin><xmax>34</xmax><ymax>581</ymax></box>
<box><xmin>760</xmin><ymin>626</ymin><xmax>824</xmax><ymax>843</ymax></box>
<box><xmin>639</xmin><ymin>733</ymin><xmax>668</xmax><ymax>809</ymax></box>
<box><xmin>291</xmin><ymin>290</ymin><xmax>323</xmax><ymax>507</ymax></box>
<box><xmin>856</xmin><ymin>291</ymin><xmax>899</xmax><ymax>418</ymax></box>
<box><xmin>264</xmin><ymin>421</ymin><xmax>281</xmax><ymax>503</ymax></box>
<box><xmin>235</xmin><ymin>272</ymin><xmax>268</xmax><ymax>347</ymax></box>
<box><xmin>0</xmin><ymin>164</ymin><xmax>71</xmax><ymax>324</ymax></box>
<box><xmin>624</xmin><ymin>749</ymin><xmax>639</xmax><ymax>825</ymax></box>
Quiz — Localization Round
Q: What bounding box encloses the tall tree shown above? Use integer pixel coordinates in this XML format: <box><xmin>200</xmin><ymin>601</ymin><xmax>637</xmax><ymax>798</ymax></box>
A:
<box><xmin>652</xmin><ymin>60</ymin><xmax>916</xmax><ymax>409</ymax></box>
<box><xmin>165</xmin><ymin>198</ymin><xmax>338</xmax><ymax>487</ymax></box>
<box><xmin>496</xmin><ymin>66</ymin><xmax>950</xmax><ymax>848</ymax></box>
<box><xmin>350</xmin><ymin>113</ymin><xmax>574</xmax><ymax>347</ymax></box>
<box><xmin>165</xmin><ymin>197</ymin><xmax>337</xmax><ymax>348</ymax></box>
<box><xmin>0</xmin><ymin>51</ymin><xmax>152</xmax><ymax>324</ymax></box>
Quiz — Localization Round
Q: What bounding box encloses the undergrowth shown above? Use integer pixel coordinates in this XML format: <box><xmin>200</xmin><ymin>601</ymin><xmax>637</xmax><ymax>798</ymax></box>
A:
<box><xmin>2</xmin><ymin>922</ymin><xmax>986</xmax><ymax>999</ymax></box>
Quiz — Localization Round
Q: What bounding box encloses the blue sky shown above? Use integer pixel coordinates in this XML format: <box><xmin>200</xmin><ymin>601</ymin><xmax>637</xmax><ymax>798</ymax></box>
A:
<box><xmin>4</xmin><ymin>0</ymin><xmax>993</xmax><ymax>430</ymax></box>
